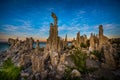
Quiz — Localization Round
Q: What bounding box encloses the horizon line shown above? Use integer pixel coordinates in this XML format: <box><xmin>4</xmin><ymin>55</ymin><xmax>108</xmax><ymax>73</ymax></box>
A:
<box><xmin>0</xmin><ymin>36</ymin><xmax>120</xmax><ymax>43</ymax></box>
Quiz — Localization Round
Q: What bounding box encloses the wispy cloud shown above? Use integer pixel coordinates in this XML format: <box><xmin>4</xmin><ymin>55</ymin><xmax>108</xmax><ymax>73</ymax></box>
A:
<box><xmin>76</xmin><ymin>10</ymin><xmax>86</xmax><ymax>16</ymax></box>
<box><xmin>2</xmin><ymin>25</ymin><xmax>18</xmax><ymax>31</ymax></box>
<box><xmin>59</xmin><ymin>23</ymin><xmax>90</xmax><ymax>32</ymax></box>
<box><xmin>59</xmin><ymin>24</ymin><xmax>79</xmax><ymax>31</ymax></box>
<box><xmin>58</xmin><ymin>23</ymin><xmax>91</xmax><ymax>38</ymax></box>
<box><xmin>2</xmin><ymin>20</ymin><xmax>35</xmax><ymax>32</ymax></box>
<box><xmin>104</xmin><ymin>24</ymin><xmax>120</xmax><ymax>30</ymax></box>
<box><xmin>1</xmin><ymin>20</ymin><xmax>38</xmax><ymax>38</ymax></box>
<box><xmin>58</xmin><ymin>23</ymin><xmax>120</xmax><ymax>38</ymax></box>
<box><xmin>34</xmin><ymin>21</ymin><xmax>49</xmax><ymax>38</ymax></box>
<box><xmin>47</xmin><ymin>7</ymin><xmax>54</xmax><ymax>12</ymax></box>
<box><xmin>93</xmin><ymin>23</ymin><xmax>120</xmax><ymax>31</ymax></box>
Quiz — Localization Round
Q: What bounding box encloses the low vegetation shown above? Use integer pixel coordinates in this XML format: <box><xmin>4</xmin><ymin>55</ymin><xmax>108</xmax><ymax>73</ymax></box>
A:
<box><xmin>70</xmin><ymin>49</ymin><xmax>87</xmax><ymax>73</ymax></box>
<box><xmin>80</xmin><ymin>40</ymin><xmax>90</xmax><ymax>49</ymax></box>
<box><xmin>64</xmin><ymin>49</ymin><xmax>99</xmax><ymax>80</ymax></box>
<box><xmin>90</xmin><ymin>50</ymin><xmax>102</xmax><ymax>60</ymax></box>
<box><xmin>80</xmin><ymin>42</ymin><xmax>87</xmax><ymax>48</ymax></box>
<box><xmin>0</xmin><ymin>58</ymin><xmax>21</xmax><ymax>80</ymax></box>
<box><xmin>64</xmin><ymin>49</ymin><xmax>87</xmax><ymax>80</ymax></box>
<box><xmin>64</xmin><ymin>66</ymin><xmax>81</xmax><ymax>80</ymax></box>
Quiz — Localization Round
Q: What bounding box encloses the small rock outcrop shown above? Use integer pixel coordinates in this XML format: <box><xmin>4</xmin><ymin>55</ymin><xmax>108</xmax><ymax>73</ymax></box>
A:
<box><xmin>89</xmin><ymin>33</ymin><xmax>99</xmax><ymax>51</ymax></box>
<box><xmin>71</xmin><ymin>69</ymin><xmax>81</xmax><ymax>78</ymax></box>
<box><xmin>72</xmin><ymin>31</ymin><xmax>87</xmax><ymax>48</ymax></box>
<box><xmin>103</xmin><ymin>43</ymin><xmax>116</xmax><ymax>69</ymax></box>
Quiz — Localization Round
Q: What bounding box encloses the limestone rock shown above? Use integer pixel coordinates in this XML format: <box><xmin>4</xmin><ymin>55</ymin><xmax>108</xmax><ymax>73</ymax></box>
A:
<box><xmin>64</xmin><ymin>34</ymin><xmax>68</xmax><ymax>47</ymax></box>
<box><xmin>99</xmin><ymin>25</ymin><xmax>109</xmax><ymax>46</ymax></box>
<box><xmin>70</xmin><ymin>69</ymin><xmax>81</xmax><ymax>78</ymax></box>
<box><xmin>19</xmin><ymin>54</ymin><xmax>31</xmax><ymax>68</ymax></box>
<box><xmin>65</xmin><ymin>55</ymin><xmax>75</xmax><ymax>68</ymax></box>
<box><xmin>49</xmin><ymin>51</ymin><xmax>59</xmax><ymax>69</ymax></box>
<box><xmin>86</xmin><ymin>58</ymin><xmax>100</xmax><ymax>68</ymax></box>
<box><xmin>29</xmin><ymin>37</ymin><xmax>34</xmax><ymax>49</ymax></box>
<box><xmin>34</xmin><ymin>73</ymin><xmax>41</xmax><ymax>80</ymax></box>
<box><xmin>72</xmin><ymin>31</ymin><xmax>87</xmax><ymax>48</ymax></box>
<box><xmin>90</xmin><ymin>54</ymin><xmax>98</xmax><ymax>60</ymax></box>
<box><xmin>8</xmin><ymin>38</ymin><xmax>16</xmax><ymax>49</ymax></box>
<box><xmin>103</xmin><ymin>44</ymin><xmax>116</xmax><ymax>69</ymax></box>
<box><xmin>40</xmin><ymin>70</ymin><xmax>48</xmax><ymax>80</ymax></box>
<box><xmin>51</xmin><ymin>12</ymin><xmax>57</xmax><ymax>26</ymax></box>
<box><xmin>21</xmin><ymin>72</ymin><xmax>29</xmax><ymax>77</ymax></box>
<box><xmin>89</xmin><ymin>25</ymin><xmax>109</xmax><ymax>52</ymax></box>
<box><xmin>76</xmin><ymin>31</ymin><xmax>81</xmax><ymax>47</ymax></box>
<box><xmin>57</xmin><ymin>53</ymin><xmax>66</xmax><ymax>78</ymax></box>
<box><xmin>31</xmin><ymin>54</ymin><xmax>44</xmax><ymax>73</ymax></box>
<box><xmin>46</xmin><ymin>12</ymin><xmax>65</xmax><ymax>52</ymax></box>
<box><xmin>34</xmin><ymin>40</ymin><xmax>41</xmax><ymax>55</ymax></box>
<box><xmin>89</xmin><ymin>33</ymin><xmax>99</xmax><ymax>51</ymax></box>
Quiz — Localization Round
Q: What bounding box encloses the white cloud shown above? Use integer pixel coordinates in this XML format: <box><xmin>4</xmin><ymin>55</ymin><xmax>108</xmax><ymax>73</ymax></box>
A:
<box><xmin>59</xmin><ymin>23</ymin><xmax>90</xmax><ymax>32</ymax></box>
<box><xmin>104</xmin><ymin>24</ymin><xmax>120</xmax><ymax>30</ymax></box>
<box><xmin>93</xmin><ymin>23</ymin><xmax>120</xmax><ymax>32</ymax></box>
<box><xmin>39</xmin><ymin>22</ymin><xmax>49</xmax><ymax>32</ymax></box>
<box><xmin>2</xmin><ymin>25</ymin><xmax>18</xmax><ymax>31</ymax></box>
<box><xmin>2</xmin><ymin>20</ymin><xmax>36</xmax><ymax>32</ymax></box>
<box><xmin>59</xmin><ymin>25</ymin><xmax>77</xmax><ymax>31</ymax></box>
<box><xmin>34</xmin><ymin>21</ymin><xmax>50</xmax><ymax>38</ymax></box>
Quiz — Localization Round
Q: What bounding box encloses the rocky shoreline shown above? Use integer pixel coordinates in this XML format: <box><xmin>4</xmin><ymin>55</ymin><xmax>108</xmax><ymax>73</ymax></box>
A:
<box><xmin>0</xmin><ymin>45</ymin><xmax>120</xmax><ymax>80</ymax></box>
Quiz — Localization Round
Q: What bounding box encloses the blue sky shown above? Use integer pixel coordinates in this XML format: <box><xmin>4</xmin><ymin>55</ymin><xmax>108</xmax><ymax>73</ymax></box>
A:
<box><xmin>0</xmin><ymin>0</ymin><xmax>120</xmax><ymax>41</ymax></box>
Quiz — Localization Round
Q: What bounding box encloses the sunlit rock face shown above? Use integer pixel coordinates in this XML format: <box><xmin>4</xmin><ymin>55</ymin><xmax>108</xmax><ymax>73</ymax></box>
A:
<box><xmin>99</xmin><ymin>25</ymin><xmax>109</xmax><ymax>49</ymax></box>
<box><xmin>7</xmin><ymin>37</ymin><xmax>35</xmax><ymax>68</ymax></box>
<box><xmin>8</xmin><ymin>37</ymin><xmax>34</xmax><ymax>52</ymax></box>
<box><xmin>46</xmin><ymin>12</ymin><xmax>66</xmax><ymax>52</ymax></box>
<box><xmin>72</xmin><ymin>31</ymin><xmax>87</xmax><ymax>48</ymax></box>
<box><xmin>31</xmin><ymin>54</ymin><xmax>44</xmax><ymax>73</ymax></box>
<box><xmin>89</xmin><ymin>33</ymin><xmax>99</xmax><ymax>51</ymax></box>
<box><xmin>88</xmin><ymin>25</ymin><xmax>117</xmax><ymax>68</ymax></box>
<box><xmin>34</xmin><ymin>40</ymin><xmax>41</xmax><ymax>55</ymax></box>
<box><xmin>89</xmin><ymin>25</ymin><xmax>109</xmax><ymax>51</ymax></box>
<box><xmin>98</xmin><ymin>25</ymin><xmax>116</xmax><ymax>68</ymax></box>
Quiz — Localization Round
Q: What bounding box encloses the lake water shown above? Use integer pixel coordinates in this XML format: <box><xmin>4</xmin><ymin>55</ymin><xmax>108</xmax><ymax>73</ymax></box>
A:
<box><xmin>0</xmin><ymin>42</ymin><xmax>46</xmax><ymax>52</ymax></box>
<box><xmin>0</xmin><ymin>42</ymin><xmax>10</xmax><ymax>52</ymax></box>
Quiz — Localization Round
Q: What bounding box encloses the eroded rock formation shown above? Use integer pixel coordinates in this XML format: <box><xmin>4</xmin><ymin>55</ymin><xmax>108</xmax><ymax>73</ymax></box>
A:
<box><xmin>89</xmin><ymin>33</ymin><xmax>99</xmax><ymax>51</ymax></box>
<box><xmin>72</xmin><ymin>31</ymin><xmax>87</xmax><ymax>48</ymax></box>
<box><xmin>89</xmin><ymin>25</ymin><xmax>109</xmax><ymax>51</ymax></box>
<box><xmin>89</xmin><ymin>25</ymin><xmax>117</xmax><ymax>68</ymax></box>
<box><xmin>46</xmin><ymin>12</ymin><xmax>67</xmax><ymax>52</ymax></box>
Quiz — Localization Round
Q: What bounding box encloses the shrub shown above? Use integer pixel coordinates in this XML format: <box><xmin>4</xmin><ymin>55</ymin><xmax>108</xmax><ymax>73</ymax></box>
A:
<box><xmin>64</xmin><ymin>49</ymin><xmax>99</xmax><ymax>80</ymax></box>
<box><xmin>91</xmin><ymin>50</ymin><xmax>101</xmax><ymax>60</ymax></box>
<box><xmin>80</xmin><ymin>43</ymin><xmax>87</xmax><ymax>48</ymax></box>
<box><xmin>86</xmin><ymin>40</ymin><xmax>90</xmax><ymax>47</ymax></box>
<box><xmin>0</xmin><ymin>58</ymin><xmax>21</xmax><ymax>80</ymax></box>
<box><xmin>64</xmin><ymin>49</ymin><xmax>87</xmax><ymax>80</ymax></box>
<box><xmin>71</xmin><ymin>49</ymin><xmax>87</xmax><ymax>73</ymax></box>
